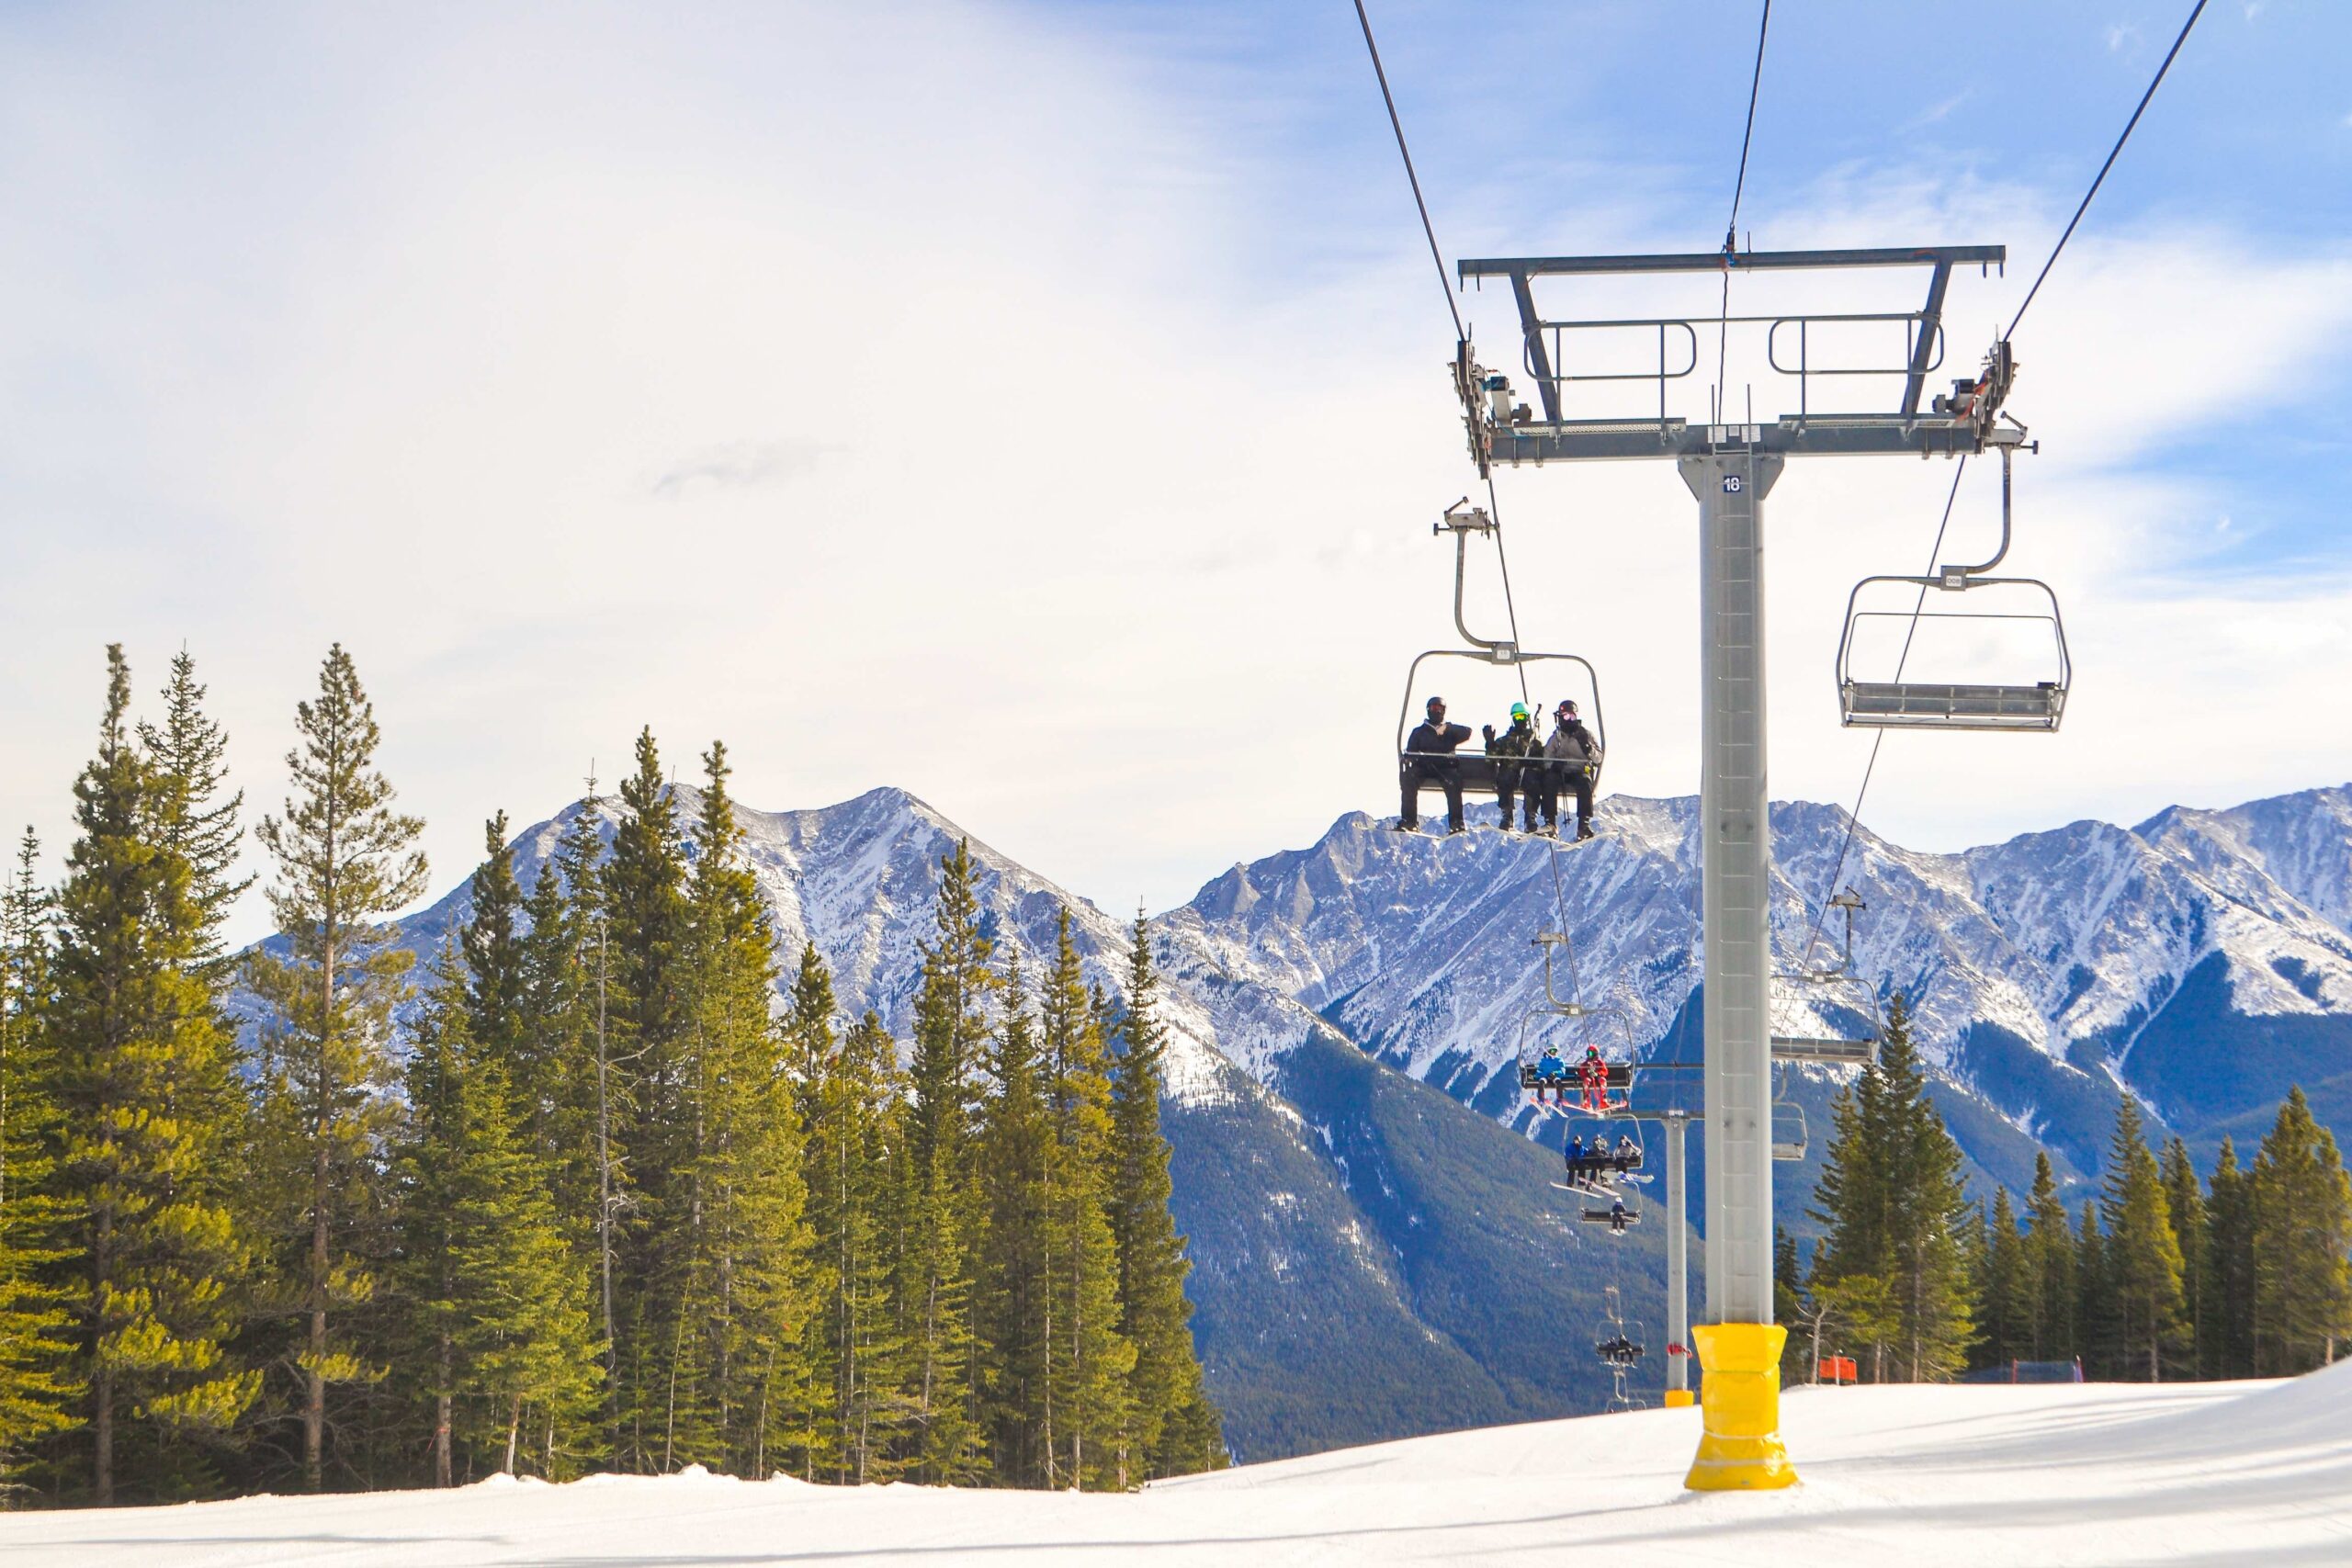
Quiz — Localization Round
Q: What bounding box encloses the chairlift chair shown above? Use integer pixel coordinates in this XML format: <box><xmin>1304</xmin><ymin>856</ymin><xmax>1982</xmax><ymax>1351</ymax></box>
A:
<box><xmin>1771</xmin><ymin>888</ymin><xmax>1885</xmax><ymax>1066</ymax></box>
<box><xmin>1399</xmin><ymin>502</ymin><xmax>1606</xmax><ymax>818</ymax></box>
<box><xmin>1836</xmin><ymin>438</ymin><xmax>2070</xmax><ymax>732</ymax></box>
<box><xmin>1770</xmin><ymin>1082</ymin><xmax>1810</xmax><ymax>1164</ymax></box>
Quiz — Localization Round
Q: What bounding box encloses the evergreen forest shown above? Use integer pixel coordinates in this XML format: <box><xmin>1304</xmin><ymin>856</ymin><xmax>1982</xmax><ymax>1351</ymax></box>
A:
<box><xmin>1791</xmin><ymin>996</ymin><xmax>2352</xmax><ymax>1385</ymax></box>
<box><xmin>0</xmin><ymin>645</ymin><xmax>1224</xmax><ymax>1505</ymax></box>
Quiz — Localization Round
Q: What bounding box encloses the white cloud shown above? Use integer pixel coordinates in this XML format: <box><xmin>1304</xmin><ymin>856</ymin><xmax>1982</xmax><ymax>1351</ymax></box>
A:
<box><xmin>0</xmin><ymin>2</ymin><xmax>2345</xmax><ymax>942</ymax></box>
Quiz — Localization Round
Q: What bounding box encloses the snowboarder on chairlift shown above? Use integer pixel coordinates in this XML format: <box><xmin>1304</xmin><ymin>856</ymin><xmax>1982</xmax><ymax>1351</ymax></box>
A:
<box><xmin>1578</xmin><ymin>1043</ymin><xmax>1612</xmax><ymax>1113</ymax></box>
<box><xmin>1616</xmin><ymin>1133</ymin><xmax>1640</xmax><ymax>1171</ymax></box>
<box><xmin>1483</xmin><ymin>703</ymin><xmax>1539</xmax><ymax>831</ymax></box>
<box><xmin>1540</xmin><ymin>699</ymin><xmax>1601</xmax><ymax>841</ymax></box>
<box><xmin>1608</xmin><ymin>1196</ymin><xmax>1630</xmax><ymax>1235</ymax></box>
<box><xmin>1399</xmin><ymin>696</ymin><xmax>1472</xmax><ymax>835</ymax></box>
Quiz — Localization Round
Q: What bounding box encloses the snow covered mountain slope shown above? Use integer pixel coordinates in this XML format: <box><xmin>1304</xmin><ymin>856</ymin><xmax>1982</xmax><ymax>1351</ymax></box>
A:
<box><xmin>9</xmin><ymin>1367</ymin><xmax>2346</xmax><ymax>1564</ymax></box>
<box><xmin>1169</xmin><ymin>785</ymin><xmax>2352</xmax><ymax>1184</ymax></box>
<box><xmin>380</xmin><ymin>784</ymin><xmax>1667</xmax><ymax>1461</ymax></box>
<box><xmin>349</xmin><ymin>778</ymin><xmax>2352</xmax><ymax>1457</ymax></box>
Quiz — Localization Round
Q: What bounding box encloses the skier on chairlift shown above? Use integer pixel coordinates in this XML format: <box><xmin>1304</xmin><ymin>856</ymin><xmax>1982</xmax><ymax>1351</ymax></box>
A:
<box><xmin>1541</xmin><ymin>699</ymin><xmax>1601</xmax><ymax>841</ymax></box>
<box><xmin>1533</xmin><ymin>1044</ymin><xmax>1570</xmax><ymax>1101</ymax></box>
<box><xmin>1482</xmin><ymin>702</ymin><xmax>1539</xmax><ymax>831</ymax></box>
<box><xmin>1606</xmin><ymin>1195</ymin><xmax>1631</xmax><ymax>1235</ymax></box>
<box><xmin>1577</xmin><ymin>1043</ymin><xmax>1613</xmax><ymax>1113</ymax></box>
<box><xmin>1398</xmin><ymin>695</ymin><xmax>1471</xmax><ymax>835</ymax></box>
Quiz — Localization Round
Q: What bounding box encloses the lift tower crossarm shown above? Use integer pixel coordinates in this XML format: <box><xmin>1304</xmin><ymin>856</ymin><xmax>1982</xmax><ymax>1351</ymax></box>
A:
<box><xmin>1453</xmin><ymin>244</ymin><xmax>2009</xmax><ymax>470</ymax></box>
<box><xmin>1459</xmin><ymin>244</ymin><xmax>2004</xmax><ymax>277</ymax></box>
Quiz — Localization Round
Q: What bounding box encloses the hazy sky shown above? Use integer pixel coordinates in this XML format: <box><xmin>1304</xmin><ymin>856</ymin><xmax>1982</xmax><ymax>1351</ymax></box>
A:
<box><xmin>2</xmin><ymin>1</ymin><xmax>2347</xmax><ymax>942</ymax></box>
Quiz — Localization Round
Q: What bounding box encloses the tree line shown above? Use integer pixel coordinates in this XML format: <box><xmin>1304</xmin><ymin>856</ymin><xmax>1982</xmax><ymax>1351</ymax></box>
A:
<box><xmin>1785</xmin><ymin>996</ymin><xmax>2352</xmax><ymax>1384</ymax></box>
<box><xmin>0</xmin><ymin>644</ymin><xmax>1223</xmax><ymax>1505</ymax></box>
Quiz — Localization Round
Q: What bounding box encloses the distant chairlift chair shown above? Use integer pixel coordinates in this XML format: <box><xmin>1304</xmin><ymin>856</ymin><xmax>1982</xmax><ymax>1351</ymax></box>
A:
<box><xmin>1770</xmin><ymin>890</ymin><xmax>1883</xmax><ymax>1163</ymax></box>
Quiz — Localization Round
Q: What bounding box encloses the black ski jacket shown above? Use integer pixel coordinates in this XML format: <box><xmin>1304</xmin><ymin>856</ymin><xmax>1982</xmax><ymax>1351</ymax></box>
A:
<box><xmin>1405</xmin><ymin>720</ymin><xmax>1472</xmax><ymax>756</ymax></box>
<box><xmin>1487</xmin><ymin>720</ymin><xmax>1538</xmax><ymax>759</ymax></box>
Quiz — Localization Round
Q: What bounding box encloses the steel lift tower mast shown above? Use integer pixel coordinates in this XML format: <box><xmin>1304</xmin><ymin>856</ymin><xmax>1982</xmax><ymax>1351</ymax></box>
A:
<box><xmin>1453</xmin><ymin>243</ymin><xmax>2024</xmax><ymax>1490</ymax></box>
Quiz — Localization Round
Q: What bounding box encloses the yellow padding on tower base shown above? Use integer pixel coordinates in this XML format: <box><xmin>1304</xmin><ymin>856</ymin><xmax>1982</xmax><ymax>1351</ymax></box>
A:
<box><xmin>1663</xmin><ymin>1388</ymin><xmax>1695</xmax><ymax>1407</ymax></box>
<box><xmin>1681</xmin><ymin>1323</ymin><xmax>1799</xmax><ymax>1490</ymax></box>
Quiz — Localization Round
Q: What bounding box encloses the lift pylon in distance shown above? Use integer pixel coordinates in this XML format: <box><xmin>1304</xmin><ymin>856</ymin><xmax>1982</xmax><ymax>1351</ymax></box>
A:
<box><xmin>1448</xmin><ymin>239</ymin><xmax>2028</xmax><ymax>1495</ymax></box>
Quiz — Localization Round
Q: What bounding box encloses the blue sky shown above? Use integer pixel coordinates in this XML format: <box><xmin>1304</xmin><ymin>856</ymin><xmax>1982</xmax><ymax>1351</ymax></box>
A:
<box><xmin>0</xmin><ymin>1</ymin><xmax>2346</xmax><ymax>937</ymax></box>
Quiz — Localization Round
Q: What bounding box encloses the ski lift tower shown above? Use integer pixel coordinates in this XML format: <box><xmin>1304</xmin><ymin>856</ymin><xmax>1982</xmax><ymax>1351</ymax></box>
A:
<box><xmin>1453</xmin><ymin>243</ymin><xmax>2025</xmax><ymax>1490</ymax></box>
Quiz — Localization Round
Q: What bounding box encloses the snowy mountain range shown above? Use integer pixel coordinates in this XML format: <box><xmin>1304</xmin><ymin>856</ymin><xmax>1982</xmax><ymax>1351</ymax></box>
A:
<box><xmin>371</xmin><ymin>779</ymin><xmax>2352</xmax><ymax>1460</ymax></box>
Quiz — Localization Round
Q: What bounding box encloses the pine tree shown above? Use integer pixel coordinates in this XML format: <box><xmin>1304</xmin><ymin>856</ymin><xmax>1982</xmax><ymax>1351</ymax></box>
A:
<box><xmin>2159</xmin><ymin>1137</ymin><xmax>2211</xmax><ymax>1378</ymax></box>
<box><xmin>137</xmin><ymin>650</ymin><xmax>253</xmax><ymax>979</ymax></box>
<box><xmin>974</xmin><ymin>958</ymin><xmax>1049</xmax><ymax>1485</ymax></box>
<box><xmin>2099</xmin><ymin>1098</ymin><xmax>2186</xmax><ymax>1382</ymax></box>
<box><xmin>515</xmin><ymin>786</ymin><xmax>620</xmax><ymax>1427</ymax></box>
<box><xmin>800</xmin><ymin>993</ymin><xmax>907</xmax><ymax>1484</ymax></box>
<box><xmin>1773</xmin><ymin>1226</ymin><xmax>1808</xmax><ymax>1382</ymax></box>
<box><xmin>244</xmin><ymin>643</ymin><xmax>426</xmax><ymax>1491</ymax></box>
<box><xmin>2075</xmin><ymin>1201</ymin><xmax>2112</xmax><ymax>1379</ymax></box>
<box><xmin>48</xmin><ymin>647</ymin><xmax>257</xmax><ymax>1503</ymax></box>
<box><xmin>660</xmin><ymin>746</ymin><xmax>813</xmax><ymax>1478</ymax></box>
<box><xmin>894</xmin><ymin>841</ymin><xmax>992</xmax><ymax>1483</ymax></box>
<box><xmin>1105</xmin><ymin>911</ymin><xmax>1220</xmax><ymax>1477</ymax></box>
<box><xmin>2023</xmin><ymin>1152</ymin><xmax>2075</xmax><ymax>1362</ymax></box>
<box><xmin>1805</xmin><ymin>994</ymin><xmax>1972</xmax><ymax>1381</ymax></box>
<box><xmin>1977</xmin><ymin>1188</ymin><xmax>2030</xmax><ymax>1371</ymax></box>
<box><xmin>397</xmin><ymin>948</ymin><xmax>602</xmax><ymax>1487</ymax></box>
<box><xmin>2249</xmin><ymin>1088</ymin><xmax>2352</xmax><ymax>1373</ymax></box>
<box><xmin>0</xmin><ymin>832</ymin><xmax>79</xmax><ymax>1492</ymax></box>
<box><xmin>600</xmin><ymin>733</ymin><xmax>687</xmax><ymax>1473</ymax></box>
<box><xmin>781</xmin><ymin>943</ymin><xmax>844</xmax><ymax>1479</ymax></box>
<box><xmin>2207</xmin><ymin>1137</ymin><xmax>2257</xmax><ymax>1379</ymax></box>
<box><xmin>1037</xmin><ymin>927</ymin><xmax>1134</xmax><ymax>1489</ymax></box>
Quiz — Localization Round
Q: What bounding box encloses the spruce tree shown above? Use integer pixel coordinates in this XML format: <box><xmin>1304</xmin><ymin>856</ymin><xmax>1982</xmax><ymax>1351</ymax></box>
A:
<box><xmin>516</xmin><ymin>787</ymin><xmax>619</xmax><ymax>1412</ymax></box>
<box><xmin>2075</xmin><ymin>1201</ymin><xmax>2112</xmax><ymax>1379</ymax></box>
<box><xmin>800</xmin><ymin>997</ymin><xmax>907</xmax><ymax>1484</ymax></box>
<box><xmin>1806</xmin><ymin>994</ymin><xmax>1972</xmax><ymax>1380</ymax></box>
<box><xmin>2023</xmin><ymin>1152</ymin><xmax>2075</xmax><ymax>1362</ymax></box>
<box><xmin>2159</xmin><ymin>1137</ymin><xmax>2211</xmax><ymax>1377</ymax></box>
<box><xmin>599</xmin><ymin>733</ymin><xmax>687</xmax><ymax>1472</ymax></box>
<box><xmin>2207</xmin><ymin>1137</ymin><xmax>2257</xmax><ymax>1379</ymax></box>
<box><xmin>48</xmin><ymin>648</ymin><xmax>256</xmax><ymax>1503</ymax></box>
<box><xmin>2099</xmin><ymin>1098</ymin><xmax>2186</xmax><ymax>1382</ymax></box>
<box><xmin>137</xmin><ymin>649</ymin><xmax>253</xmax><ymax>979</ymax></box>
<box><xmin>894</xmin><ymin>841</ymin><xmax>992</xmax><ymax>1483</ymax></box>
<box><xmin>0</xmin><ymin>832</ymin><xmax>78</xmax><ymax>1491</ymax></box>
<box><xmin>1038</xmin><ymin>926</ymin><xmax>1134</xmax><ymax>1488</ymax></box>
<box><xmin>1105</xmin><ymin>911</ymin><xmax>1220</xmax><ymax>1477</ymax></box>
<box><xmin>974</xmin><ymin>958</ymin><xmax>1049</xmax><ymax>1485</ymax></box>
<box><xmin>2250</xmin><ymin>1088</ymin><xmax>2352</xmax><ymax>1373</ymax></box>
<box><xmin>1977</xmin><ymin>1188</ymin><xmax>2030</xmax><ymax>1371</ymax></box>
<box><xmin>781</xmin><ymin>943</ymin><xmax>844</xmax><ymax>1478</ymax></box>
<box><xmin>661</xmin><ymin>745</ymin><xmax>813</xmax><ymax>1478</ymax></box>
<box><xmin>244</xmin><ymin>643</ymin><xmax>427</xmax><ymax>1491</ymax></box>
<box><xmin>397</xmin><ymin>948</ymin><xmax>601</xmax><ymax>1486</ymax></box>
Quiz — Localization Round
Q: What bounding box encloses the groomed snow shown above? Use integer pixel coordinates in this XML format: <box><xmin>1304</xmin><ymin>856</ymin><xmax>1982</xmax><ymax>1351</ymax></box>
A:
<box><xmin>7</xmin><ymin>1369</ymin><xmax>2347</xmax><ymax>1565</ymax></box>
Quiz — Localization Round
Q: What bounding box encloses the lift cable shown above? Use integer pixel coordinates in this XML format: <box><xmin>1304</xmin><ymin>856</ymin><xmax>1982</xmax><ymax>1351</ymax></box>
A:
<box><xmin>1797</xmin><ymin>456</ymin><xmax>1968</xmax><ymax>971</ymax></box>
<box><xmin>2008</xmin><ymin>0</ymin><xmax>2208</xmax><ymax>339</ymax></box>
<box><xmin>1351</xmin><ymin>1</ymin><xmax>1582</xmax><ymax>998</ymax></box>
<box><xmin>1715</xmin><ymin>0</ymin><xmax>1773</xmax><ymax>408</ymax></box>
<box><xmin>1797</xmin><ymin>0</ymin><xmax>2206</xmax><ymax>968</ymax></box>
<box><xmin>1351</xmin><ymin>0</ymin><xmax>1465</xmax><ymax>343</ymax></box>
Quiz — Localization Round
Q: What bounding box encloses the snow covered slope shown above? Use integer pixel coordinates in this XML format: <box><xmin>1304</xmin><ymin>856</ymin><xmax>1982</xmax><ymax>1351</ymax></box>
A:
<box><xmin>1167</xmin><ymin>786</ymin><xmax>2352</xmax><ymax>1183</ymax></box>
<box><xmin>10</xmin><ymin>1367</ymin><xmax>2346</xmax><ymax>1565</ymax></box>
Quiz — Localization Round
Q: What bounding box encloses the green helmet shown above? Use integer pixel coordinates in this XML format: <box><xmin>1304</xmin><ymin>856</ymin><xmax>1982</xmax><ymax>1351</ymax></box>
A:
<box><xmin>1510</xmin><ymin>702</ymin><xmax>1530</xmax><ymax>722</ymax></box>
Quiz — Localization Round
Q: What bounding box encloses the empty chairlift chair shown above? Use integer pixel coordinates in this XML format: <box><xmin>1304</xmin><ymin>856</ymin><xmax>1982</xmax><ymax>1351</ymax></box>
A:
<box><xmin>1836</xmin><ymin>437</ymin><xmax>2070</xmax><ymax>732</ymax></box>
